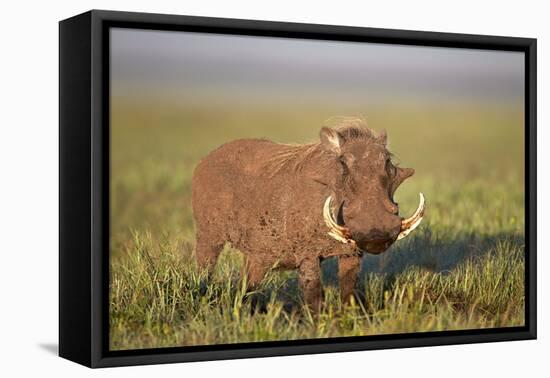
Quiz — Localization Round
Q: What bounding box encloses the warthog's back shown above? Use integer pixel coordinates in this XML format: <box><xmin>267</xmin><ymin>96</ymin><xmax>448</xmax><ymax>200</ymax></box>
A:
<box><xmin>192</xmin><ymin>139</ymin><xmax>296</xmax><ymax>249</ymax></box>
<box><xmin>193</xmin><ymin>139</ymin><xmax>279</xmax><ymax>183</ymax></box>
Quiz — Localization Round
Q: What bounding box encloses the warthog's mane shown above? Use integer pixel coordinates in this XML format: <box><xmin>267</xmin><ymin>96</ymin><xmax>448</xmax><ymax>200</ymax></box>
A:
<box><xmin>263</xmin><ymin>118</ymin><xmax>381</xmax><ymax>177</ymax></box>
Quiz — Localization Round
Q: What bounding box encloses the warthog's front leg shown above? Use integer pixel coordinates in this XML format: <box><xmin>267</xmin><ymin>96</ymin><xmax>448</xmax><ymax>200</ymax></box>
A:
<box><xmin>298</xmin><ymin>257</ymin><xmax>322</xmax><ymax>311</ymax></box>
<box><xmin>338</xmin><ymin>255</ymin><xmax>361</xmax><ymax>303</ymax></box>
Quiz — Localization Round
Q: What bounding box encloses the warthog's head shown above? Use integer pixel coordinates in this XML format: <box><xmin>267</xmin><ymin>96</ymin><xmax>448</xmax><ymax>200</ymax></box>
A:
<box><xmin>319</xmin><ymin>125</ymin><xmax>425</xmax><ymax>254</ymax></box>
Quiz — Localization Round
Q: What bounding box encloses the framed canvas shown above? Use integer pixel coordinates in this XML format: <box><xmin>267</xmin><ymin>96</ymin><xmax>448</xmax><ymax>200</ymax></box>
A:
<box><xmin>59</xmin><ymin>10</ymin><xmax>537</xmax><ymax>368</ymax></box>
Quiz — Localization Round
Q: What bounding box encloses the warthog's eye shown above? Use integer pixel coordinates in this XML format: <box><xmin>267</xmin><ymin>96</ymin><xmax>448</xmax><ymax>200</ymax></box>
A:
<box><xmin>339</xmin><ymin>153</ymin><xmax>355</xmax><ymax>171</ymax></box>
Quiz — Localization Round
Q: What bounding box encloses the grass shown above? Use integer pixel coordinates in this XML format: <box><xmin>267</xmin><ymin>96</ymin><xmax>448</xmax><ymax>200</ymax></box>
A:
<box><xmin>109</xmin><ymin>98</ymin><xmax>525</xmax><ymax>350</ymax></box>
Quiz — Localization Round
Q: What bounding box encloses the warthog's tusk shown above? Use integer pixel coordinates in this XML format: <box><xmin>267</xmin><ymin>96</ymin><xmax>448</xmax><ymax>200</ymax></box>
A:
<box><xmin>323</xmin><ymin>196</ymin><xmax>354</xmax><ymax>244</ymax></box>
<box><xmin>397</xmin><ymin>192</ymin><xmax>425</xmax><ymax>241</ymax></box>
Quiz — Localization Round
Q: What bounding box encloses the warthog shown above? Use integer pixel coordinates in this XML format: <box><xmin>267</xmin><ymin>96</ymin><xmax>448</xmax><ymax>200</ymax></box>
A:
<box><xmin>192</xmin><ymin>119</ymin><xmax>425</xmax><ymax>309</ymax></box>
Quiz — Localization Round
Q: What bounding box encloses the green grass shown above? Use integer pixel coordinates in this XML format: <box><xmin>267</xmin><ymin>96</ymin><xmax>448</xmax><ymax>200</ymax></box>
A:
<box><xmin>109</xmin><ymin>98</ymin><xmax>525</xmax><ymax>350</ymax></box>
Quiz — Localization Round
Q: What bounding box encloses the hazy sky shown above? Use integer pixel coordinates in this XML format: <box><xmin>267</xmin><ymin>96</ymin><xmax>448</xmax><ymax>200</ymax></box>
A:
<box><xmin>111</xmin><ymin>28</ymin><xmax>524</xmax><ymax>104</ymax></box>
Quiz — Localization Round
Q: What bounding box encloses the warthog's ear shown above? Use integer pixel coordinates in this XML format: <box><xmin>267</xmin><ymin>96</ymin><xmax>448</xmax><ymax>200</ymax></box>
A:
<box><xmin>320</xmin><ymin>127</ymin><xmax>343</xmax><ymax>155</ymax></box>
<box><xmin>377</xmin><ymin>129</ymin><xmax>388</xmax><ymax>146</ymax></box>
<box><xmin>397</xmin><ymin>167</ymin><xmax>415</xmax><ymax>185</ymax></box>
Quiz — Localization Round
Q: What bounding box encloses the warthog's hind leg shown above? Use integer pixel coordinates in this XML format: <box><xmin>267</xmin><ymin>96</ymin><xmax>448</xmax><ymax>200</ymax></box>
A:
<box><xmin>245</xmin><ymin>256</ymin><xmax>270</xmax><ymax>289</ymax></box>
<box><xmin>195</xmin><ymin>232</ymin><xmax>224</xmax><ymax>276</ymax></box>
<box><xmin>244</xmin><ymin>255</ymin><xmax>272</xmax><ymax>313</ymax></box>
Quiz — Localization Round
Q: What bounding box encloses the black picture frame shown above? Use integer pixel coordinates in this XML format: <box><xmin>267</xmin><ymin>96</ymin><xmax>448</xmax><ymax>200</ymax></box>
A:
<box><xmin>59</xmin><ymin>9</ymin><xmax>537</xmax><ymax>368</ymax></box>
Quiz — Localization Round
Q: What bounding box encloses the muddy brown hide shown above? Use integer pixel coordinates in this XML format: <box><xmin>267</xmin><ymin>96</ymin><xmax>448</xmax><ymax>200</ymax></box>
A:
<box><xmin>191</xmin><ymin>123</ymin><xmax>414</xmax><ymax>310</ymax></box>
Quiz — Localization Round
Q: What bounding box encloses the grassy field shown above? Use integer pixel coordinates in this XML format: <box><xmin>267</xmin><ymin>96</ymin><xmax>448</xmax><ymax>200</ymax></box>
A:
<box><xmin>109</xmin><ymin>98</ymin><xmax>525</xmax><ymax>350</ymax></box>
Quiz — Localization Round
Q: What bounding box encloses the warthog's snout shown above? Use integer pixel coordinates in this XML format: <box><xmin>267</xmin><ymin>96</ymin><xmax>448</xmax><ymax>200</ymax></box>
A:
<box><xmin>352</xmin><ymin>224</ymin><xmax>401</xmax><ymax>254</ymax></box>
